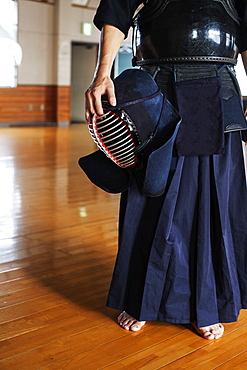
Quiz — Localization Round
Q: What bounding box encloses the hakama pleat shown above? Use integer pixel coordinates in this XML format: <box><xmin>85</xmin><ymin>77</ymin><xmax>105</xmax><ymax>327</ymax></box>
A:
<box><xmin>107</xmin><ymin>132</ymin><xmax>247</xmax><ymax>327</ymax></box>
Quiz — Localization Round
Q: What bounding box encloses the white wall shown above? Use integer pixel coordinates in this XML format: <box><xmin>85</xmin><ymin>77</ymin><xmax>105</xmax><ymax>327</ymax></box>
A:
<box><xmin>236</xmin><ymin>55</ymin><xmax>247</xmax><ymax>96</ymax></box>
<box><xmin>18</xmin><ymin>0</ymin><xmax>56</xmax><ymax>85</ymax></box>
<box><xmin>18</xmin><ymin>0</ymin><xmax>100</xmax><ymax>86</ymax></box>
<box><xmin>17</xmin><ymin>0</ymin><xmax>132</xmax><ymax>87</ymax></box>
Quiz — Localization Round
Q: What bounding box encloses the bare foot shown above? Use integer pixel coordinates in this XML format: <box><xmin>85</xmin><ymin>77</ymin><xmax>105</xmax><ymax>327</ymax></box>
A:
<box><xmin>117</xmin><ymin>311</ymin><xmax>146</xmax><ymax>331</ymax></box>
<box><xmin>192</xmin><ymin>322</ymin><xmax>224</xmax><ymax>340</ymax></box>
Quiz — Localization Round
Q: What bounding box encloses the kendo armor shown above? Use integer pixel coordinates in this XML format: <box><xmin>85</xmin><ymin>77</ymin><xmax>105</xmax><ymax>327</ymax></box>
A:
<box><xmin>133</xmin><ymin>0</ymin><xmax>240</xmax><ymax>65</ymax></box>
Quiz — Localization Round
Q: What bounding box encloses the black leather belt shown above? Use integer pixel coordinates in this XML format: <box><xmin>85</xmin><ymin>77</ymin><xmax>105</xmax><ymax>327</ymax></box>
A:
<box><xmin>135</xmin><ymin>56</ymin><xmax>237</xmax><ymax>66</ymax></box>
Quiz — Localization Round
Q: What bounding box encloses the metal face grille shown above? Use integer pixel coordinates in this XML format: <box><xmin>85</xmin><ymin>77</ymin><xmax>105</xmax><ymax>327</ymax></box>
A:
<box><xmin>88</xmin><ymin>110</ymin><xmax>138</xmax><ymax>168</ymax></box>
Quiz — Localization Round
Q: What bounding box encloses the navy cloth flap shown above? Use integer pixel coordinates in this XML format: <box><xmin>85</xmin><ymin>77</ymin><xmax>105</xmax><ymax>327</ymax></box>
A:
<box><xmin>175</xmin><ymin>77</ymin><xmax>224</xmax><ymax>156</ymax></box>
<box><xmin>78</xmin><ymin>150</ymin><xmax>132</xmax><ymax>193</ymax></box>
<box><xmin>223</xmin><ymin>90</ymin><xmax>247</xmax><ymax>132</ymax></box>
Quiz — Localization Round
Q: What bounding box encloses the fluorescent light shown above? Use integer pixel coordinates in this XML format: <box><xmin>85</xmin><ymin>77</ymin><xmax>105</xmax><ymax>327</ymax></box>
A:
<box><xmin>82</xmin><ymin>22</ymin><xmax>92</xmax><ymax>36</ymax></box>
<box><xmin>72</xmin><ymin>0</ymin><xmax>88</xmax><ymax>6</ymax></box>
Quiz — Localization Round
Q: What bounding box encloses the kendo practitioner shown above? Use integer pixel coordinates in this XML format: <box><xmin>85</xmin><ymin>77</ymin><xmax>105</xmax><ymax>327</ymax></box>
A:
<box><xmin>85</xmin><ymin>0</ymin><xmax>247</xmax><ymax>340</ymax></box>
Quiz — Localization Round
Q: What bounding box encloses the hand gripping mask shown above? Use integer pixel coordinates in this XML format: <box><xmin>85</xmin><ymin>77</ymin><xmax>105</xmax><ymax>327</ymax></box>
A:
<box><xmin>79</xmin><ymin>69</ymin><xmax>181</xmax><ymax>197</ymax></box>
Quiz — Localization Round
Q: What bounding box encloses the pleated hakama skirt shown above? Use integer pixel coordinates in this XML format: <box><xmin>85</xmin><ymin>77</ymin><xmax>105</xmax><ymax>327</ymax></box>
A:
<box><xmin>106</xmin><ymin>65</ymin><xmax>247</xmax><ymax>327</ymax></box>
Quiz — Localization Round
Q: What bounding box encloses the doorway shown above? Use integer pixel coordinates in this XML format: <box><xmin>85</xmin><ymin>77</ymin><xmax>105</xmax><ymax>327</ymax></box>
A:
<box><xmin>71</xmin><ymin>42</ymin><xmax>98</xmax><ymax>123</ymax></box>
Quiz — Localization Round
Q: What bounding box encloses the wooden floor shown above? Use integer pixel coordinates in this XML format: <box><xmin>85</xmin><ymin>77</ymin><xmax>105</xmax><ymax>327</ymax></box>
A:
<box><xmin>0</xmin><ymin>124</ymin><xmax>247</xmax><ymax>370</ymax></box>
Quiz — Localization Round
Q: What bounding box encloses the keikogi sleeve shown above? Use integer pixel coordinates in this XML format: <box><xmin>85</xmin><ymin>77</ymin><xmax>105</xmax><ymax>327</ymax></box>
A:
<box><xmin>235</xmin><ymin>0</ymin><xmax>247</xmax><ymax>52</ymax></box>
<box><xmin>93</xmin><ymin>0</ymin><xmax>142</xmax><ymax>37</ymax></box>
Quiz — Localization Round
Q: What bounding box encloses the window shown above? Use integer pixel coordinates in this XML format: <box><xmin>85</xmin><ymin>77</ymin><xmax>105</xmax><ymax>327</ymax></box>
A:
<box><xmin>0</xmin><ymin>0</ymin><xmax>22</xmax><ymax>88</ymax></box>
<box><xmin>235</xmin><ymin>56</ymin><xmax>247</xmax><ymax>96</ymax></box>
<box><xmin>114</xmin><ymin>45</ymin><xmax>137</xmax><ymax>77</ymax></box>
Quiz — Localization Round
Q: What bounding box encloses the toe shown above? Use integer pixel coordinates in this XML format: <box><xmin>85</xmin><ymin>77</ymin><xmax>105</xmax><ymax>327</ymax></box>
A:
<box><xmin>117</xmin><ymin>312</ymin><xmax>146</xmax><ymax>331</ymax></box>
<box><xmin>130</xmin><ymin>321</ymin><xmax>145</xmax><ymax>331</ymax></box>
<box><xmin>117</xmin><ymin>311</ymin><xmax>125</xmax><ymax>323</ymax></box>
<box><xmin>214</xmin><ymin>324</ymin><xmax>224</xmax><ymax>339</ymax></box>
<box><xmin>191</xmin><ymin>323</ymin><xmax>224</xmax><ymax>340</ymax></box>
<box><xmin>203</xmin><ymin>331</ymin><xmax>215</xmax><ymax>340</ymax></box>
<box><xmin>122</xmin><ymin>319</ymin><xmax>132</xmax><ymax>330</ymax></box>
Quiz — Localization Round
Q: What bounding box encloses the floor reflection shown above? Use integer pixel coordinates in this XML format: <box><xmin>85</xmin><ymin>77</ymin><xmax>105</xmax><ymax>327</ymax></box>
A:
<box><xmin>0</xmin><ymin>155</ymin><xmax>21</xmax><ymax>239</ymax></box>
<box><xmin>0</xmin><ymin>125</ymin><xmax>119</xmax><ymax>266</ymax></box>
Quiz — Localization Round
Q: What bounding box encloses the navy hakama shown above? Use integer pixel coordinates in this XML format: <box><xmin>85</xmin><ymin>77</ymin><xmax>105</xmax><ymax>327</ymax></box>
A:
<box><xmin>107</xmin><ymin>132</ymin><xmax>247</xmax><ymax>327</ymax></box>
<box><xmin>93</xmin><ymin>0</ymin><xmax>247</xmax><ymax>327</ymax></box>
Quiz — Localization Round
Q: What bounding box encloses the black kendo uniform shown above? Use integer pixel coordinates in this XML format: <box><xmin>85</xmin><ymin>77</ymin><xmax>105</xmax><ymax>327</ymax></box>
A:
<box><xmin>93</xmin><ymin>0</ymin><xmax>247</xmax><ymax>327</ymax></box>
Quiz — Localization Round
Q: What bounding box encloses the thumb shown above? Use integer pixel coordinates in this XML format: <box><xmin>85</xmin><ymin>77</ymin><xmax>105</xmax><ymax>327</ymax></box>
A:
<box><xmin>106</xmin><ymin>84</ymin><xmax>116</xmax><ymax>107</ymax></box>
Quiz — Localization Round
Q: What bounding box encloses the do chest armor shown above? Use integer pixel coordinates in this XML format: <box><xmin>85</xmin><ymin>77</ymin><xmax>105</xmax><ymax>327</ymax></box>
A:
<box><xmin>133</xmin><ymin>0</ymin><xmax>240</xmax><ymax>65</ymax></box>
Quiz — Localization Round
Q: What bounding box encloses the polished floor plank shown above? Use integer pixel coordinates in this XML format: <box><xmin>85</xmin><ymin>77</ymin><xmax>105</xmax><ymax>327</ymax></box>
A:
<box><xmin>1</xmin><ymin>125</ymin><xmax>247</xmax><ymax>369</ymax></box>
<box><xmin>0</xmin><ymin>305</ymin><xmax>111</xmax><ymax>360</ymax></box>
<box><xmin>0</xmin><ymin>281</ymin><xmax>108</xmax><ymax>323</ymax></box>
<box><xmin>0</xmin><ymin>313</ymin><xmax>127</xmax><ymax>369</ymax></box>
<box><xmin>158</xmin><ymin>321</ymin><xmax>247</xmax><ymax>369</ymax></box>
<box><xmin>0</xmin><ymin>257</ymin><xmax>113</xmax><ymax>297</ymax></box>
<box><xmin>0</xmin><ymin>275</ymin><xmax>110</xmax><ymax>312</ymax></box>
<box><xmin>0</xmin><ymin>304</ymin><xmax>81</xmax><ymax>341</ymax></box>
<box><xmin>28</xmin><ymin>324</ymin><xmax>187</xmax><ymax>370</ymax></box>
<box><xmin>0</xmin><ymin>308</ymin><xmax>120</xmax><ymax>366</ymax></box>
<box><xmin>215</xmin><ymin>350</ymin><xmax>247</xmax><ymax>369</ymax></box>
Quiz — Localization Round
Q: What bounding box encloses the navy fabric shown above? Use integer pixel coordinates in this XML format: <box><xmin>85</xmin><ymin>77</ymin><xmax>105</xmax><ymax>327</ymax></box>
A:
<box><xmin>142</xmin><ymin>99</ymin><xmax>181</xmax><ymax>196</ymax></box>
<box><xmin>79</xmin><ymin>69</ymin><xmax>181</xmax><ymax>197</ymax></box>
<box><xmin>93</xmin><ymin>0</ymin><xmax>142</xmax><ymax>37</ymax></box>
<box><xmin>106</xmin><ymin>63</ymin><xmax>247</xmax><ymax>327</ymax></box>
<box><xmin>93</xmin><ymin>0</ymin><xmax>247</xmax><ymax>327</ymax></box>
<box><xmin>223</xmin><ymin>90</ymin><xmax>247</xmax><ymax>132</ymax></box>
<box><xmin>235</xmin><ymin>0</ymin><xmax>247</xmax><ymax>52</ymax></box>
<box><xmin>175</xmin><ymin>77</ymin><xmax>225</xmax><ymax>156</ymax></box>
<box><xmin>107</xmin><ymin>132</ymin><xmax>247</xmax><ymax>327</ymax></box>
<box><xmin>78</xmin><ymin>150</ymin><xmax>132</xmax><ymax>193</ymax></box>
<box><xmin>113</xmin><ymin>69</ymin><xmax>164</xmax><ymax>143</ymax></box>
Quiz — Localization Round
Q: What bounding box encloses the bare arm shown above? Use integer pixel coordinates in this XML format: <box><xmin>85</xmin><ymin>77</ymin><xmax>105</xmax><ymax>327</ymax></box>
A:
<box><xmin>241</xmin><ymin>51</ymin><xmax>247</xmax><ymax>118</ymax></box>
<box><xmin>85</xmin><ymin>24</ymin><xmax>125</xmax><ymax>123</ymax></box>
<box><xmin>241</xmin><ymin>50</ymin><xmax>247</xmax><ymax>75</ymax></box>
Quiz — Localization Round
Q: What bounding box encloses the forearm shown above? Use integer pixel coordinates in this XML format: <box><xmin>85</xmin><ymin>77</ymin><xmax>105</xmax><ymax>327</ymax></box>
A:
<box><xmin>85</xmin><ymin>24</ymin><xmax>125</xmax><ymax>121</ymax></box>
<box><xmin>241</xmin><ymin>50</ymin><xmax>247</xmax><ymax>75</ymax></box>
<box><xmin>94</xmin><ymin>24</ymin><xmax>125</xmax><ymax>79</ymax></box>
<box><xmin>240</xmin><ymin>51</ymin><xmax>247</xmax><ymax>143</ymax></box>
